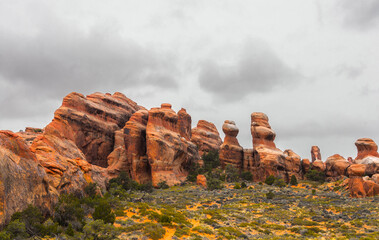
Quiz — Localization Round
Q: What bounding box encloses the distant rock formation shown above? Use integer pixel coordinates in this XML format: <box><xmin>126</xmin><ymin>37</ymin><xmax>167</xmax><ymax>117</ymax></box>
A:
<box><xmin>348</xmin><ymin>177</ymin><xmax>379</xmax><ymax>198</ymax></box>
<box><xmin>146</xmin><ymin>103</ymin><xmax>199</xmax><ymax>186</ymax></box>
<box><xmin>354</xmin><ymin>138</ymin><xmax>379</xmax><ymax>164</ymax></box>
<box><xmin>248</xmin><ymin>113</ymin><xmax>286</xmax><ymax>181</ymax></box>
<box><xmin>311</xmin><ymin>146</ymin><xmax>321</xmax><ymax>162</ymax></box>
<box><xmin>325</xmin><ymin>154</ymin><xmax>351</xmax><ymax>179</ymax></box>
<box><xmin>191</xmin><ymin>120</ymin><xmax>222</xmax><ymax>157</ymax></box>
<box><xmin>283</xmin><ymin>149</ymin><xmax>303</xmax><ymax>180</ymax></box>
<box><xmin>219</xmin><ymin>120</ymin><xmax>243</xmax><ymax>169</ymax></box>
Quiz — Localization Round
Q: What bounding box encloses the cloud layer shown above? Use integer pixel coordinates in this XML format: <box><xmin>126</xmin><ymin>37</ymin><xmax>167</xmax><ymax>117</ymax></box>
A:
<box><xmin>198</xmin><ymin>40</ymin><xmax>300</xmax><ymax>101</ymax></box>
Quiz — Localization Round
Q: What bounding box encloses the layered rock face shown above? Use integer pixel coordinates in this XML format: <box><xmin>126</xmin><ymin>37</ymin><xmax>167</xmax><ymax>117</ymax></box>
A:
<box><xmin>311</xmin><ymin>146</ymin><xmax>321</xmax><ymax>162</ymax></box>
<box><xmin>45</xmin><ymin>92</ymin><xmax>141</xmax><ymax>168</ymax></box>
<box><xmin>146</xmin><ymin>104</ymin><xmax>199</xmax><ymax>186</ymax></box>
<box><xmin>191</xmin><ymin>120</ymin><xmax>222</xmax><ymax>157</ymax></box>
<box><xmin>219</xmin><ymin>121</ymin><xmax>243</xmax><ymax>169</ymax></box>
<box><xmin>0</xmin><ymin>131</ymin><xmax>52</xmax><ymax>224</ymax></box>
<box><xmin>108</xmin><ymin>110</ymin><xmax>151</xmax><ymax>183</ymax></box>
<box><xmin>248</xmin><ymin>113</ymin><xmax>286</xmax><ymax>181</ymax></box>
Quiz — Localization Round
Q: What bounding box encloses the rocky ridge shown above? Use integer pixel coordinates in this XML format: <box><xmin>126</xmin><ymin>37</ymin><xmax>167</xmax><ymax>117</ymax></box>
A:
<box><xmin>0</xmin><ymin>91</ymin><xmax>378</xmax><ymax>225</ymax></box>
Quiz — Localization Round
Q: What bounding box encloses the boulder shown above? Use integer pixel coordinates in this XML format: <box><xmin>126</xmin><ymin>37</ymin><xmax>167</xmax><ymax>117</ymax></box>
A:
<box><xmin>348</xmin><ymin>176</ymin><xmax>379</xmax><ymax>197</ymax></box>
<box><xmin>347</xmin><ymin>164</ymin><xmax>366</xmax><ymax>177</ymax></box>
<box><xmin>354</xmin><ymin>138</ymin><xmax>379</xmax><ymax>164</ymax></box>
<box><xmin>146</xmin><ymin>104</ymin><xmax>199</xmax><ymax>186</ymax></box>
<box><xmin>311</xmin><ymin>160</ymin><xmax>326</xmax><ymax>172</ymax></box>
<box><xmin>311</xmin><ymin>146</ymin><xmax>321</xmax><ymax>162</ymax></box>
<box><xmin>219</xmin><ymin>120</ymin><xmax>243</xmax><ymax>169</ymax></box>
<box><xmin>196</xmin><ymin>174</ymin><xmax>207</xmax><ymax>188</ymax></box>
<box><xmin>325</xmin><ymin>154</ymin><xmax>350</xmax><ymax>178</ymax></box>
<box><xmin>191</xmin><ymin>120</ymin><xmax>222</xmax><ymax>157</ymax></box>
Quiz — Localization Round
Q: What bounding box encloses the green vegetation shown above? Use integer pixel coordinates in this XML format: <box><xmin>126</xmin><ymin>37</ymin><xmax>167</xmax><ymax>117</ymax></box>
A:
<box><xmin>0</xmin><ymin>168</ymin><xmax>378</xmax><ymax>239</ymax></box>
<box><xmin>290</xmin><ymin>175</ymin><xmax>298</xmax><ymax>186</ymax></box>
<box><xmin>305</xmin><ymin>169</ymin><xmax>326</xmax><ymax>183</ymax></box>
<box><xmin>265</xmin><ymin>175</ymin><xmax>276</xmax><ymax>185</ymax></box>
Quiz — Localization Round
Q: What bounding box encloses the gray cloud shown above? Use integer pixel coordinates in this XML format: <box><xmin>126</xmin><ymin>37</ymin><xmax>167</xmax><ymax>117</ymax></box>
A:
<box><xmin>338</xmin><ymin>0</ymin><xmax>379</xmax><ymax>29</ymax></box>
<box><xmin>0</xmin><ymin>6</ymin><xmax>179</xmax><ymax>120</ymax></box>
<box><xmin>198</xmin><ymin>40</ymin><xmax>300</xmax><ymax>101</ymax></box>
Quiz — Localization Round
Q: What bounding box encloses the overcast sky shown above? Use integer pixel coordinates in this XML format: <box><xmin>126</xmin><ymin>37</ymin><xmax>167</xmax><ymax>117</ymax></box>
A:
<box><xmin>1</xmin><ymin>0</ymin><xmax>378</xmax><ymax>160</ymax></box>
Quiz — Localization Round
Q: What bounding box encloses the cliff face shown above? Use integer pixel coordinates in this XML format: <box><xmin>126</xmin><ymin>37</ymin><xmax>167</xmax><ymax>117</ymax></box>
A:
<box><xmin>146</xmin><ymin>104</ymin><xmax>199</xmax><ymax>186</ymax></box>
<box><xmin>0</xmin><ymin>131</ymin><xmax>52</xmax><ymax>224</ymax></box>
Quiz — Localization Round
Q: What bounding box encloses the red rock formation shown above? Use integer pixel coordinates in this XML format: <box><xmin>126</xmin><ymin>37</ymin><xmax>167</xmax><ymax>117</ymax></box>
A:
<box><xmin>0</xmin><ymin>131</ymin><xmax>52</xmax><ymax>224</ymax></box>
<box><xmin>325</xmin><ymin>154</ymin><xmax>350</xmax><ymax>179</ymax></box>
<box><xmin>191</xmin><ymin>120</ymin><xmax>222</xmax><ymax>157</ymax></box>
<box><xmin>302</xmin><ymin>159</ymin><xmax>311</xmax><ymax>173</ymax></box>
<box><xmin>16</xmin><ymin>127</ymin><xmax>44</xmax><ymax>146</ymax></box>
<box><xmin>249</xmin><ymin>112</ymin><xmax>286</xmax><ymax>181</ymax></box>
<box><xmin>354</xmin><ymin>138</ymin><xmax>379</xmax><ymax>164</ymax></box>
<box><xmin>348</xmin><ymin>177</ymin><xmax>379</xmax><ymax>197</ymax></box>
<box><xmin>283</xmin><ymin>149</ymin><xmax>302</xmax><ymax>180</ymax></box>
<box><xmin>178</xmin><ymin>108</ymin><xmax>192</xmax><ymax>141</ymax></box>
<box><xmin>372</xmin><ymin>174</ymin><xmax>379</xmax><ymax>184</ymax></box>
<box><xmin>311</xmin><ymin>160</ymin><xmax>326</xmax><ymax>172</ymax></box>
<box><xmin>196</xmin><ymin>174</ymin><xmax>207</xmax><ymax>188</ymax></box>
<box><xmin>347</xmin><ymin>164</ymin><xmax>367</xmax><ymax>177</ymax></box>
<box><xmin>108</xmin><ymin>110</ymin><xmax>151</xmax><ymax>183</ymax></box>
<box><xmin>243</xmin><ymin>149</ymin><xmax>254</xmax><ymax>172</ymax></box>
<box><xmin>46</xmin><ymin>92</ymin><xmax>141</xmax><ymax>167</ymax></box>
<box><xmin>219</xmin><ymin>120</ymin><xmax>243</xmax><ymax>169</ymax></box>
<box><xmin>146</xmin><ymin>104</ymin><xmax>199</xmax><ymax>186</ymax></box>
<box><xmin>311</xmin><ymin>146</ymin><xmax>321</xmax><ymax>162</ymax></box>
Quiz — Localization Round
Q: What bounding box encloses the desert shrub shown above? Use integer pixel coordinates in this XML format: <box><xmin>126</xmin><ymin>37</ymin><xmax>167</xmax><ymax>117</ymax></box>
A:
<box><xmin>5</xmin><ymin>220</ymin><xmax>28</xmax><ymax>239</ymax></box>
<box><xmin>202</xmin><ymin>150</ymin><xmax>220</xmax><ymax>171</ymax></box>
<box><xmin>0</xmin><ymin>231</ymin><xmax>11</xmax><ymax>240</ymax></box>
<box><xmin>53</xmin><ymin>194</ymin><xmax>85</xmax><ymax>230</ymax></box>
<box><xmin>218</xmin><ymin>227</ymin><xmax>246</xmax><ymax>239</ymax></box>
<box><xmin>265</xmin><ymin>175</ymin><xmax>276</xmax><ymax>185</ymax></box>
<box><xmin>192</xmin><ymin>225</ymin><xmax>214</xmax><ymax>235</ymax></box>
<box><xmin>83</xmin><ymin>220</ymin><xmax>119</xmax><ymax>240</ymax></box>
<box><xmin>84</xmin><ymin>182</ymin><xmax>98</xmax><ymax>198</ymax></box>
<box><xmin>225</xmin><ymin>164</ymin><xmax>240</xmax><ymax>182</ymax></box>
<box><xmin>174</xmin><ymin>227</ymin><xmax>191</xmax><ymax>237</ymax></box>
<box><xmin>305</xmin><ymin>170</ymin><xmax>326</xmax><ymax>183</ymax></box>
<box><xmin>312</xmin><ymin>189</ymin><xmax>316</xmax><ymax>195</ymax></box>
<box><xmin>234</xmin><ymin>183</ymin><xmax>241</xmax><ymax>189</ymax></box>
<box><xmin>143</xmin><ymin>222</ymin><xmax>166</xmax><ymax>240</ymax></box>
<box><xmin>290</xmin><ymin>175</ymin><xmax>298</xmax><ymax>186</ymax></box>
<box><xmin>107</xmin><ymin>171</ymin><xmax>152</xmax><ymax>193</ymax></box>
<box><xmin>157</xmin><ymin>181</ymin><xmax>169</xmax><ymax>189</ymax></box>
<box><xmin>137</xmin><ymin>182</ymin><xmax>154</xmax><ymax>193</ymax></box>
<box><xmin>241</xmin><ymin>182</ymin><xmax>247</xmax><ymax>188</ymax></box>
<box><xmin>274</xmin><ymin>178</ymin><xmax>286</xmax><ymax>188</ymax></box>
<box><xmin>266</xmin><ymin>190</ymin><xmax>275</xmax><ymax>199</ymax></box>
<box><xmin>41</xmin><ymin>218</ymin><xmax>62</xmax><ymax>237</ymax></box>
<box><xmin>207</xmin><ymin>177</ymin><xmax>224</xmax><ymax>190</ymax></box>
<box><xmin>10</xmin><ymin>205</ymin><xmax>45</xmax><ymax>236</ymax></box>
<box><xmin>187</xmin><ymin>163</ymin><xmax>202</xmax><ymax>182</ymax></box>
<box><xmin>292</xmin><ymin>218</ymin><xmax>318</xmax><ymax>226</ymax></box>
<box><xmin>240</xmin><ymin>171</ymin><xmax>253</xmax><ymax>181</ymax></box>
<box><xmin>92</xmin><ymin>200</ymin><xmax>116</xmax><ymax>224</ymax></box>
